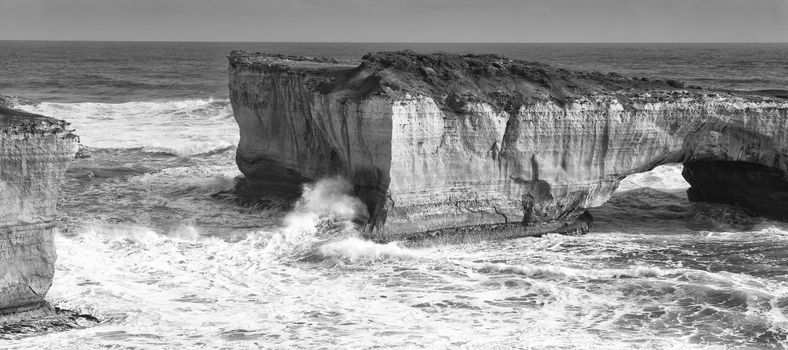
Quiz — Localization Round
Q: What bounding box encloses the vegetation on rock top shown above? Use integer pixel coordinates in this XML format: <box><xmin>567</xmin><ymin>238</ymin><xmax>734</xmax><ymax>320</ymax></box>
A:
<box><xmin>0</xmin><ymin>106</ymin><xmax>74</xmax><ymax>135</ymax></box>
<box><xmin>230</xmin><ymin>50</ymin><xmax>784</xmax><ymax>115</ymax></box>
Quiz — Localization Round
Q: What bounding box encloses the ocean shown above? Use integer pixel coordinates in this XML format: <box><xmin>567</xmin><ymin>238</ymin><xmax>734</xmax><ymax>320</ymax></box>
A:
<box><xmin>1</xmin><ymin>41</ymin><xmax>787</xmax><ymax>349</ymax></box>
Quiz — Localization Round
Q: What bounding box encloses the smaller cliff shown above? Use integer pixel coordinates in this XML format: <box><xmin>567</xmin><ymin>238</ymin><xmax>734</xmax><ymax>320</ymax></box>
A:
<box><xmin>228</xmin><ymin>51</ymin><xmax>788</xmax><ymax>243</ymax></box>
<box><xmin>0</xmin><ymin>94</ymin><xmax>16</xmax><ymax>108</ymax></box>
<box><xmin>0</xmin><ymin>105</ymin><xmax>78</xmax><ymax>316</ymax></box>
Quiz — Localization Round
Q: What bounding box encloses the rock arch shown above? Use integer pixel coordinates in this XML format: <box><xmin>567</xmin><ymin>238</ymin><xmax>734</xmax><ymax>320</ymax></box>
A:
<box><xmin>228</xmin><ymin>51</ymin><xmax>788</xmax><ymax>243</ymax></box>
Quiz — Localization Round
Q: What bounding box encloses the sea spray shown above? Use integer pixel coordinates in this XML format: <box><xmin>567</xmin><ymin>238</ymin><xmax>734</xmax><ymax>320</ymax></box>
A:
<box><xmin>319</xmin><ymin>238</ymin><xmax>421</xmax><ymax>262</ymax></box>
<box><xmin>17</xmin><ymin>127</ymin><xmax>788</xmax><ymax>348</ymax></box>
<box><xmin>6</xmin><ymin>41</ymin><xmax>788</xmax><ymax>349</ymax></box>
<box><xmin>261</xmin><ymin>177</ymin><xmax>368</xmax><ymax>259</ymax></box>
<box><xmin>260</xmin><ymin>176</ymin><xmax>424</xmax><ymax>262</ymax></box>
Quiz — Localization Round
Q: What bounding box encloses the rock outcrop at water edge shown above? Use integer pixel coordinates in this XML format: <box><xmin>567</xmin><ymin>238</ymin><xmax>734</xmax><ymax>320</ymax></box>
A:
<box><xmin>0</xmin><ymin>105</ymin><xmax>79</xmax><ymax>317</ymax></box>
<box><xmin>227</xmin><ymin>51</ymin><xmax>788</xmax><ymax>243</ymax></box>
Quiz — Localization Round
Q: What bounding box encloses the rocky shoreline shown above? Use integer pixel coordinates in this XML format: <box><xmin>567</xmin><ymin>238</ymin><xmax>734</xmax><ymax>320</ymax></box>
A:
<box><xmin>0</xmin><ymin>302</ymin><xmax>99</xmax><ymax>338</ymax></box>
<box><xmin>228</xmin><ymin>50</ymin><xmax>788</xmax><ymax>242</ymax></box>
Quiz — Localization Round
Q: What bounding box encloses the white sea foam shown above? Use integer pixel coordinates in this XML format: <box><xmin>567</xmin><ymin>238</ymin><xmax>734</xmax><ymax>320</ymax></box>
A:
<box><xmin>19</xmin><ymin>218</ymin><xmax>784</xmax><ymax>349</ymax></box>
<box><xmin>243</xmin><ymin>176</ymin><xmax>424</xmax><ymax>263</ymax></box>
<box><xmin>128</xmin><ymin>164</ymin><xmax>240</xmax><ymax>194</ymax></box>
<box><xmin>319</xmin><ymin>238</ymin><xmax>421</xmax><ymax>262</ymax></box>
<box><xmin>6</xmin><ymin>43</ymin><xmax>787</xmax><ymax>349</ymax></box>
<box><xmin>767</xmin><ymin>295</ymin><xmax>788</xmax><ymax>335</ymax></box>
<box><xmin>617</xmin><ymin>163</ymin><xmax>689</xmax><ymax>194</ymax></box>
<box><xmin>21</xmin><ymin>177</ymin><xmax>436</xmax><ymax>348</ymax></box>
<box><xmin>697</xmin><ymin>225</ymin><xmax>788</xmax><ymax>242</ymax></box>
<box><xmin>5</xmin><ymin>101</ymin><xmax>782</xmax><ymax>348</ymax></box>
<box><xmin>471</xmin><ymin>261</ymin><xmax>671</xmax><ymax>280</ymax></box>
<box><xmin>16</xmin><ymin>99</ymin><xmax>238</xmax><ymax>156</ymax></box>
<box><xmin>256</xmin><ymin>177</ymin><xmax>369</xmax><ymax>258</ymax></box>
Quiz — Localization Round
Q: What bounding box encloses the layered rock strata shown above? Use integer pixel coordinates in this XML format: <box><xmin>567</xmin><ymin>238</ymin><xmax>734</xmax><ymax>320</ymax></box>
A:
<box><xmin>0</xmin><ymin>105</ymin><xmax>78</xmax><ymax>315</ymax></box>
<box><xmin>228</xmin><ymin>51</ymin><xmax>788</xmax><ymax>242</ymax></box>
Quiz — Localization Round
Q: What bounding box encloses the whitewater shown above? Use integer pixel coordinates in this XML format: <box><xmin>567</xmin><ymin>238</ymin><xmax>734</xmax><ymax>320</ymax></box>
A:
<box><xmin>2</xmin><ymin>42</ymin><xmax>788</xmax><ymax>349</ymax></box>
<box><xmin>4</xmin><ymin>96</ymin><xmax>786</xmax><ymax>349</ymax></box>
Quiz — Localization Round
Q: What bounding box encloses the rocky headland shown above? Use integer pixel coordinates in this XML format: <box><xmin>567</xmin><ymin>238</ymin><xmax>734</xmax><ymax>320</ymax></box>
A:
<box><xmin>0</xmin><ymin>103</ymin><xmax>79</xmax><ymax>322</ymax></box>
<box><xmin>227</xmin><ymin>51</ymin><xmax>788</xmax><ymax>243</ymax></box>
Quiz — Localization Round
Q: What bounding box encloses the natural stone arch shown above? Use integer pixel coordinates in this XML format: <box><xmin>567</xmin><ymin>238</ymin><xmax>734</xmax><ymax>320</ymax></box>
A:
<box><xmin>228</xmin><ymin>51</ymin><xmax>788</xmax><ymax>243</ymax></box>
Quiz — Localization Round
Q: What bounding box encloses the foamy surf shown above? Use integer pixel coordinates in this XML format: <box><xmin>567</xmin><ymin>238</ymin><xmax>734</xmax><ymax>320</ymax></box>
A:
<box><xmin>617</xmin><ymin>163</ymin><xmax>689</xmax><ymax>194</ymax></box>
<box><xmin>15</xmin><ymin>99</ymin><xmax>238</xmax><ymax>156</ymax></box>
<box><xmin>319</xmin><ymin>238</ymin><xmax>422</xmax><ymax>262</ymax></box>
<box><xmin>6</xmin><ymin>171</ymin><xmax>786</xmax><ymax>349</ymax></box>
<box><xmin>6</xmin><ymin>93</ymin><xmax>786</xmax><ymax>350</ymax></box>
<box><xmin>46</xmin><ymin>159</ymin><xmax>788</xmax><ymax>349</ymax></box>
<box><xmin>4</xmin><ymin>41</ymin><xmax>788</xmax><ymax>349</ymax></box>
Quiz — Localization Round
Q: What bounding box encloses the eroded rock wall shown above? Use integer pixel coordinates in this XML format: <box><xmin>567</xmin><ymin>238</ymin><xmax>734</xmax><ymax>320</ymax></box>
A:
<box><xmin>371</xmin><ymin>95</ymin><xmax>787</xmax><ymax>240</ymax></box>
<box><xmin>0</xmin><ymin>106</ymin><xmax>78</xmax><ymax>313</ymax></box>
<box><xmin>228</xmin><ymin>52</ymin><xmax>788</xmax><ymax>242</ymax></box>
<box><xmin>229</xmin><ymin>63</ymin><xmax>395</xmax><ymax>220</ymax></box>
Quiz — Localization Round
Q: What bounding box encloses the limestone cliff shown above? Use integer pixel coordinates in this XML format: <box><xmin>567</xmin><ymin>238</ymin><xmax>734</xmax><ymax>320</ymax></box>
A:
<box><xmin>228</xmin><ymin>51</ymin><xmax>788</xmax><ymax>243</ymax></box>
<box><xmin>0</xmin><ymin>105</ymin><xmax>78</xmax><ymax>314</ymax></box>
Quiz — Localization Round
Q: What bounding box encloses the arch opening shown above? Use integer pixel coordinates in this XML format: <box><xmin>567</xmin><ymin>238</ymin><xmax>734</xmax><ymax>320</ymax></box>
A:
<box><xmin>589</xmin><ymin>161</ymin><xmax>788</xmax><ymax>234</ymax></box>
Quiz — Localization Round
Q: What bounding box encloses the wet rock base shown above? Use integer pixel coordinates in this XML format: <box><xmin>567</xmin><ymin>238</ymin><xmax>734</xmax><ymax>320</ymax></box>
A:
<box><xmin>391</xmin><ymin>212</ymin><xmax>593</xmax><ymax>248</ymax></box>
<box><xmin>0</xmin><ymin>302</ymin><xmax>99</xmax><ymax>338</ymax></box>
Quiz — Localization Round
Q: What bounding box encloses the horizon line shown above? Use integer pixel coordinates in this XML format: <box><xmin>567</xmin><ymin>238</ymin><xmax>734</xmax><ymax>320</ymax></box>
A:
<box><xmin>1</xmin><ymin>39</ymin><xmax>787</xmax><ymax>45</ymax></box>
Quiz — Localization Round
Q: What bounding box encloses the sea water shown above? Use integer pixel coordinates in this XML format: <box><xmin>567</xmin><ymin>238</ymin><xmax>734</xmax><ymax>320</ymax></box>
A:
<box><xmin>1</xmin><ymin>42</ymin><xmax>787</xmax><ymax>349</ymax></box>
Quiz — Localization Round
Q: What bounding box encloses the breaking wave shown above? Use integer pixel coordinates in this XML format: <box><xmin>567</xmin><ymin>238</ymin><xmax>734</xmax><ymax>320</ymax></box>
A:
<box><xmin>7</xmin><ymin>41</ymin><xmax>788</xmax><ymax>349</ymax></box>
<box><xmin>8</xmin><ymin>99</ymin><xmax>788</xmax><ymax>349</ymax></box>
<box><xmin>15</xmin><ymin>99</ymin><xmax>238</xmax><ymax>156</ymax></box>
<box><xmin>61</xmin><ymin>176</ymin><xmax>417</xmax><ymax>265</ymax></box>
<box><xmin>616</xmin><ymin>163</ymin><xmax>689</xmax><ymax>194</ymax></box>
<box><xmin>6</xmin><ymin>170</ymin><xmax>786</xmax><ymax>348</ymax></box>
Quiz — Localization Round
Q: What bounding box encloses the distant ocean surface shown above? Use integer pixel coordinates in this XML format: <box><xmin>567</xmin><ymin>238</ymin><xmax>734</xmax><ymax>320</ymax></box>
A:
<box><xmin>1</xmin><ymin>42</ymin><xmax>787</xmax><ymax>349</ymax></box>
<box><xmin>2</xmin><ymin>42</ymin><xmax>788</xmax><ymax>103</ymax></box>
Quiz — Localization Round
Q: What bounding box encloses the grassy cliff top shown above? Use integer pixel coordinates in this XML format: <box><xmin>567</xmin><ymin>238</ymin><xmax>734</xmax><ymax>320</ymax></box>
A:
<box><xmin>229</xmin><ymin>50</ymin><xmax>785</xmax><ymax>113</ymax></box>
<box><xmin>229</xmin><ymin>51</ymin><xmax>357</xmax><ymax>72</ymax></box>
<box><xmin>0</xmin><ymin>106</ymin><xmax>74</xmax><ymax>135</ymax></box>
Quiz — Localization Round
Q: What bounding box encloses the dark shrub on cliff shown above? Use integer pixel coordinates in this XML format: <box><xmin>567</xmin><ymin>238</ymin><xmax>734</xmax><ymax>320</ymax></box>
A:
<box><xmin>666</xmin><ymin>79</ymin><xmax>686</xmax><ymax>89</ymax></box>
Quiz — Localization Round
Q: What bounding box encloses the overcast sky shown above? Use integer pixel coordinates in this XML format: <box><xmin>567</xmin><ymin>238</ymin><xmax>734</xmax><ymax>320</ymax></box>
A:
<box><xmin>0</xmin><ymin>0</ymin><xmax>786</xmax><ymax>42</ymax></box>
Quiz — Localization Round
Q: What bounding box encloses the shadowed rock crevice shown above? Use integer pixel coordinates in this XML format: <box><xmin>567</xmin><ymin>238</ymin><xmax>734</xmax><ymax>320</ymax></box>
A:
<box><xmin>227</xmin><ymin>51</ymin><xmax>788</xmax><ymax>242</ymax></box>
<box><xmin>683</xmin><ymin>160</ymin><xmax>788</xmax><ymax>220</ymax></box>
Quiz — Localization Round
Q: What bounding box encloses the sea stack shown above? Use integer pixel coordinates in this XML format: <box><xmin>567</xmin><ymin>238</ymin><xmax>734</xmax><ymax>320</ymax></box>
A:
<box><xmin>227</xmin><ymin>51</ymin><xmax>788</xmax><ymax>243</ymax></box>
<box><xmin>0</xmin><ymin>104</ymin><xmax>79</xmax><ymax>317</ymax></box>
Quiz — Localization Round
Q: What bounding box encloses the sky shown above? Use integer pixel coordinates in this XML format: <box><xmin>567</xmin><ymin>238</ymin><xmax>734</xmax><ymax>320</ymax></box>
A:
<box><xmin>0</xmin><ymin>0</ymin><xmax>786</xmax><ymax>42</ymax></box>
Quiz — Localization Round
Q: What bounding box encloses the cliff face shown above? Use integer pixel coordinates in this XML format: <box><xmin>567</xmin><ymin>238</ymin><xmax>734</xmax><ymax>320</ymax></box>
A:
<box><xmin>228</xmin><ymin>51</ymin><xmax>788</xmax><ymax>242</ymax></box>
<box><xmin>0</xmin><ymin>105</ymin><xmax>78</xmax><ymax>314</ymax></box>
